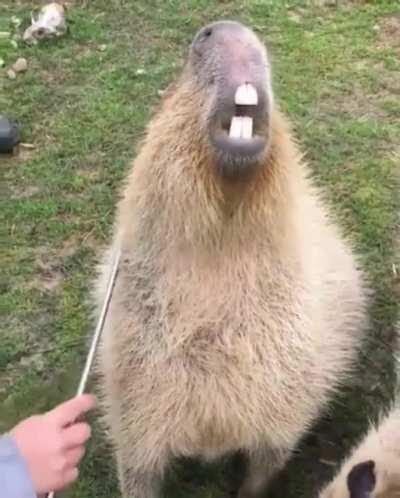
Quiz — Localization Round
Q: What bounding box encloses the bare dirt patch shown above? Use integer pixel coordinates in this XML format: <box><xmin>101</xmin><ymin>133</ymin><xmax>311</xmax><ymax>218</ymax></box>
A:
<box><xmin>2</xmin><ymin>146</ymin><xmax>36</xmax><ymax>168</ymax></box>
<box><xmin>377</xmin><ymin>14</ymin><xmax>400</xmax><ymax>55</ymax></box>
<box><xmin>31</xmin><ymin>236</ymin><xmax>90</xmax><ymax>284</ymax></box>
<box><xmin>316</xmin><ymin>61</ymin><xmax>399</xmax><ymax>125</ymax></box>
<box><xmin>0</xmin><ymin>316</ymin><xmax>54</xmax><ymax>397</ymax></box>
<box><xmin>11</xmin><ymin>185</ymin><xmax>41</xmax><ymax>199</ymax></box>
<box><xmin>25</xmin><ymin>246</ymin><xmax>67</xmax><ymax>294</ymax></box>
<box><xmin>36</xmin><ymin>265</ymin><xmax>64</xmax><ymax>292</ymax></box>
<box><xmin>317</xmin><ymin>83</ymin><xmax>390</xmax><ymax>122</ymax></box>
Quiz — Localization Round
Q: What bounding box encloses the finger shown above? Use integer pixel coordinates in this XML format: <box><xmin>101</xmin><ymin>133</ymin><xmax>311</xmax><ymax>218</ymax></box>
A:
<box><xmin>63</xmin><ymin>467</ymin><xmax>79</xmax><ymax>487</ymax></box>
<box><xmin>53</xmin><ymin>467</ymin><xmax>79</xmax><ymax>492</ymax></box>
<box><xmin>48</xmin><ymin>394</ymin><xmax>96</xmax><ymax>427</ymax></box>
<box><xmin>63</xmin><ymin>422</ymin><xmax>91</xmax><ymax>448</ymax></box>
<box><xmin>65</xmin><ymin>446</ymin><xmax>85</xmax><ymax>467</ymax></box>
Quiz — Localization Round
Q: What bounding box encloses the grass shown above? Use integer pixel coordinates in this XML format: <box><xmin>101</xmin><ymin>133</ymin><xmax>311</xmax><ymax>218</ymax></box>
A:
<box><xmin>1</xmin><ymin>1</ymin><xmax>400</xmax><ymax>497</ymax></box>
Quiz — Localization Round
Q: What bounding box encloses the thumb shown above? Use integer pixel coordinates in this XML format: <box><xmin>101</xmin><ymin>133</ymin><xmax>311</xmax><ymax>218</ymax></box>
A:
<box><xmin>47</xmin><ymin>394</ymin><xmax>96</xmax><ymax>427</ymax></box>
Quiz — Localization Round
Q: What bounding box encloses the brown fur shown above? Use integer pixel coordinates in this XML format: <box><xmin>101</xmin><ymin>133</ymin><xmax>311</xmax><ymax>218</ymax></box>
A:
<box><xmin>319</xmin><ymin>406</ymin><xmax>400</xmax><ymax>498</ymax></box>
<box><xmin>94</xmin><ymin>24</ymin><xmax>369</xmax><ymax>498</ymax></box>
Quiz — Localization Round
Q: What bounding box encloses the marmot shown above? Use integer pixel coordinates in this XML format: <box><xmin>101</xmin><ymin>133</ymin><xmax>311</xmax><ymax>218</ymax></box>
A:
<box><xmin>94</xmin><ymin>20</ymin><xmax>369</xmax><ymax>498</ymax></box>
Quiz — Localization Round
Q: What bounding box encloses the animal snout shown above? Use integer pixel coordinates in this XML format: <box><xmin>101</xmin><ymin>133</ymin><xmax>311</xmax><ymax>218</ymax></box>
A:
<box><xmin>191</xmin><ymin>20</ymin><xmax>272</xmax><ymax>178</ymax></box>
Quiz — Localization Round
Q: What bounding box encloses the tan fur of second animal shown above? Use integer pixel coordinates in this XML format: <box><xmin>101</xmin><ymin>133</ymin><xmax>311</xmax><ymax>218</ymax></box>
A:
<box><xmin>319</xmin><ymin>406</ymin><xmax>400</xmax><ymax>498</ymax></box>
<box><xmin>94</xmin><ymin>21</ymin><xmax>369</xmax><ymax>498</ymax></box>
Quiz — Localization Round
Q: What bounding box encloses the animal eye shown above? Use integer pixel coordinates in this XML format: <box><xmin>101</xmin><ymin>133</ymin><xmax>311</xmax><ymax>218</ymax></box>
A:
<box><xmin>192</xmin><ymin>26</ymin><xmax>213</xmax><ymax>57</ymax></box>
<box><xmin>198</xmin><ymin>27</ymin><xmax>212</xmax><ymax>43</ymax></box>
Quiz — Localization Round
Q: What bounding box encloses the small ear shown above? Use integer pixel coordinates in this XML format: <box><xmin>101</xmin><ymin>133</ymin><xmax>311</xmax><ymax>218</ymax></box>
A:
<box><xmin>347</xmin><ymin>460</ymin><xmax>376</xmax><ymax>498</ymax></box>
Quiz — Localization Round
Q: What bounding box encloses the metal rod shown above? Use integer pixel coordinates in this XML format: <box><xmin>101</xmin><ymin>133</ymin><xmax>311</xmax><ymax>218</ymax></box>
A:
<box><xmin>47</xmin><ymin>249</ymin><xmax>121</xmax><ymax>498</ymax></box>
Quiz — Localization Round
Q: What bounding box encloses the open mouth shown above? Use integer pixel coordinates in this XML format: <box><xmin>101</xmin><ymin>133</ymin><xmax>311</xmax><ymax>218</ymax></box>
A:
<box><xmin>229</xmin><ymin>83</ymin><xmax>258</xmax><ymax>139</ymax></box>
<box><xmin>210</xmin><ymin>83</ymin><xmax>268</xmax><ymax>168</ymax></box>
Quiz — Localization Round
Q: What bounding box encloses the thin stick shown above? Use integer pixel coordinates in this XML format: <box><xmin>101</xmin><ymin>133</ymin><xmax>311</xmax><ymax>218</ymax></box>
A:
<box><xmin>47</xmin><ymin>249</ymin><xmax>121</xmax><ymax>498</ymax></box>
<box><xmin>76</xmin><ymin>249</ymin><xmax>121</xmax><ymax>396</ymax></box>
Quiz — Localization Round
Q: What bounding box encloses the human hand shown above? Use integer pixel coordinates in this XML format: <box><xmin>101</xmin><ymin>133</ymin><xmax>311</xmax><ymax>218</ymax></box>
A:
<box><xmin>11</xmin><ymin>394</ymin><xmax>96</xmax><ymax>494</ymax></box>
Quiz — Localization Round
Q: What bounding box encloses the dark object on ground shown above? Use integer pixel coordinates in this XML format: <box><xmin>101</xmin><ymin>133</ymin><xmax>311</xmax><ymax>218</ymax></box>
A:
<box><xmin>0</xmin><ymin>115</ymin><xmax>20</xmax><ymax>153</ymax></box>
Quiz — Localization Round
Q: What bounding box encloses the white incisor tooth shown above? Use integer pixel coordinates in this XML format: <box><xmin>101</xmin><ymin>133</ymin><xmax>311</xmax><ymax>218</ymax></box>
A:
<box><xmin>241</xmin><ymin>117</ymin><xmax>253</xmax><ymax>139</ymax></box>
<box><xmin>235</xmin><ymin>83</ymin><xmax>258</xmax><ymax>106</ymax></box>
<box><xmin>229</xmin><ymin>116</ymin><xmax>254</xmax><ymax>139</ymax></box>
<box><xmin>229</xmin><ymin>116</ymin><xmax>242</xmax><ymax>139</ymax></box>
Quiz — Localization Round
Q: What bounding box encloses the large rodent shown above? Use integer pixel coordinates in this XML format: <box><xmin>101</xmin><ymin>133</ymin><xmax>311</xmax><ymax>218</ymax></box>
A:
<box><xmin>94</xmin><ymin>20</ymin><xmax>369</xmax><ymax>498</ymax></box>
<box><xmin>319</xmin><ymin>329</ymin><xmax>400</xmax><ymax>498</ymax></box>
<box><xmin>319</xmin><ymin>406</ymin><xmax>400</xmax><ymax>498</ymax></box>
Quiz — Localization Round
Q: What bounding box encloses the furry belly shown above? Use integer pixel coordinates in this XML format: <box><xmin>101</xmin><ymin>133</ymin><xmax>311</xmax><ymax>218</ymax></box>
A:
<box><xmin>134</xmin><ymin>351</ymin><xmax>321</xmax><ymax>460</ymax></box>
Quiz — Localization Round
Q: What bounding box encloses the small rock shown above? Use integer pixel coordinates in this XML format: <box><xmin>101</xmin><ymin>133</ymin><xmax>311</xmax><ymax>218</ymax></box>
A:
<box><xmin>99</xmin><ymin>44</ymin><xmax>107</xmax><ymax>52</ymax></box>
<box><xmin>12</xmin><ymin>57</ymin><xmax>28</xmax><ymax>73</ymax></box>
<box><xmin>372</xmin><ymin>24</ymin><xmax>380</xmax><ymax>32</ymax></box>
<box><xmin>158</xmin><ymin>89</ymin><xmax>166</xmax><ymax>97</ymax></box>
<box><xmin>135</xmin><ymin>68</ymin><xmax>146</xmax><ymax>76</ymax></box>
<box><xmin>0</xmin><ymin>58</ymin><xmax>4</xmax><ymax>68</ymax></box>
<box><xmin>7</xmin><ymin>69</ymin><xmax>16</xmax><ymax>80</ymax></box>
